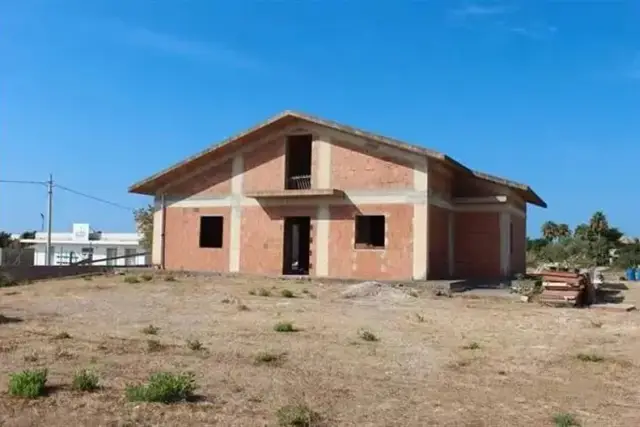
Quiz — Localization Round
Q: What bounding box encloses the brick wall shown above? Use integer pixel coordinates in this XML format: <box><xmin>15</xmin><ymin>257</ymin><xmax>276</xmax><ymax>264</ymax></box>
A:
<box><xmin>240</xmin><ymin>205</ymin><xmax>317</xmax><ymax>276</ymax></box>
<box><xmin>510</xmin><ymin>215</ymin><xmax>526</xmax><ymax>275</ymax></box>
<box><xmin>330</xmin><ymin>140</ymin><xmax>413</xmax><ymax>190</ymax></box>
<box><xmin>167</xmin><ymin>159</ymin><xmax>232</xmax><ymax>197</ymax></box>
<box><xmin>454</xmin><ymin>211</ymin><xmax>501</xmax><ymax>278</ymax></box>
<box><xmin>243</xmin><ymin>136</ymin><xmax>286</xmax><ymax>193</ymax></box>
<box><xmin>329</xmin><ymin>204</ymin><xmax>413</xmax><ymax>280</ymax></box>
<box><xmin>428</xmin><ymin>205</ymin><xmax>450</xmax><ymax>279</ymax></box>
<box><xmin>164</xmin><ymin>207</ymin><xmax>231</xmax><ymax>272</ymax></box>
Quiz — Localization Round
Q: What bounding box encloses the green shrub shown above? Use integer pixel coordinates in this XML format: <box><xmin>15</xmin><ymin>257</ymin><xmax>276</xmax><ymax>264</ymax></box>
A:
<box><xmin>8</xmin><ymin>369</ymin><xmax>48</xmax><ymax>398</ymax></box>
<box><xmin>358</xmin><ymin>329</ymin><xmax>378</xmax><ymax>342</ymax></box>
<box><xmin>142</xmin><ymin>325</ymin><xmax>159</xmax><ymax>335</ymax></box>
<box><xmin>140</xmin><ymin>274</ymin><xmax>153</xmax><ymax>282</ymax></box>
<box><xmin>146</xmin><ymin>339</ymin><xmax>163</xmax><ymax>352</ymax></box>
<box><xmin>280</xmin><ymin>289</ymin><xmax>295</xmax><ymax>298</ymax></box>
<box><xmin>274</xmin><ymin>322</ymin><xmax>297</xmax><ymax>333</ymax></box>
<box><xmin>576</xmin><ymin>352</ymin><xmax>604</xmax><ymax>362</ymax></box>
<box><xmin>72</xmin><ymin>370</ymin><xmax>99</xmax><ymax>392</ymax></box>
<box><xmin>124</xmin><ymin>276</ymin><xmax>140</xmax><ymax>284</ymax></box>
<box><xmin>186</xmin><ymin>339</ymin><xmax>204</xmax><ymax>351</ymax></box>
<box><xmin>254</xmin><ymin>351</ymin><xmax>285</xmax><ymax>365</ymax></box>
<box><xmin>258</xmin><ymin>288</ymin><xmax>271</xmax><ymax>297</ymax></box>
<box><xmin>125</xmin><ymin>372</ymin><xmax>196</xmax><ymax>403</ymax></box>
<box><xmin>276</xmin><ymin>404</ymin><xmax>319</xmax><ymax>426</ymax></box>
<box><xmin>53</xmin><ymin>331</ymin><xmax>71</xmax><ymax>340</ymax></box>
<box><xmin>553</xmin><ymin>412</ymin><xmax>580</xmax><ymax>427</ymax></box>
<box><xmin>462</xmin><ymin>342</ymin><xmax>481</xmax><ymax>350</ymax></box>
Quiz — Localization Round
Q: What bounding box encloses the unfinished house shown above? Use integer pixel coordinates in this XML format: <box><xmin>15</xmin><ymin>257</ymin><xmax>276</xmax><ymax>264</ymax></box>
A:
<box><xmin>129</xmin><ymin>111</ymin><xmax>545</xmax><ymax>280</ymax></box>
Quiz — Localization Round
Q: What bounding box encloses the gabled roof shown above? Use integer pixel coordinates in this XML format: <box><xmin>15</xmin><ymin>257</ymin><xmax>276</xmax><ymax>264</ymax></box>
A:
<box><xmin>129</xmin><ymin>110</ymin><xmax>546</xmax><ymax>207</ymax></box>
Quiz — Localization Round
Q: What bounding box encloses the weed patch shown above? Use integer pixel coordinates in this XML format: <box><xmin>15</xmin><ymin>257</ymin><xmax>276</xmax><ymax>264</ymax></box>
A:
<box><xmin>553</xmin><ymin>412</ymin><xmax>580</xmax><ymax>427</ymax></box>
<box><xmin>53</xmin><ymin>331</ymin><xmax>72</xmax><ymax>340</ymax></box>
<box><xmin>164</xmin><ymin>275</ymin><xmax>177</xmax><ymax>282</ymax></box>
<box><xmin>258</xmin><ymin>288</ymin><xmax>271</xmax><ymax>297</ymax></box>
<box><xmin>274</xmin><ymin>322</ymin><xmax>297</xmax><ymax>333</ymax></box>
<box><xmin>142</xmin><ymin>325</ymin><xmax>159</xmax><ymax>335</ymax></box>
<box><xmin>125</xmin><ymin>372</ymin><xmax>196</xmax><ymax>403</ymax></box>
<box><xmin>140</xmin><ymin>274</ymin><xmax>154</xmax><ymax>282</ymax></box>
<box><xmin>72</xmin><ymin>370</ymin><xmax>99</xmax><ymax>392</ymax></box>
<box><xmin>358</xmin><ymin>329</ymin><xmax>378</xmax><ymax>342</ymax></box>
<box><xmin>146</xmin><ymin>339</ymin><xmax>163</xmax><ymax>352</ymax></box>
<box><xmin>462</xmin><ymin>342</ymin><xmax>481</xmax><ymax>350</ymax></box>
<box><xmin>8</xmin><ymin>369</ymin><xmax>48</xmax><ymax>398</ymax></box>
<box><xmin>186</xmin><ymin>339</ymin><xmax>204</xmax><ymax>351</ymax></box>
<box><xmin>576</xmin><ymin>352</ymin><xmax>604</xmax><ymax>363</ymax></box>
<box><xmin>280</xmin><ymin>289</ymin><xmax>295</xmax><ymax>298</ymax></box>
<box><xmin>254</xmin><ymin>351</ymin><xmax>286</xmax><ymax>365</ymax></box>
<box><xmin>124</xmin><ymin>276</ymin><xmax>140</xmax><ymax>284</ymax></box>
<box><xmin>276</xmin><ymin>404</ymin><xmax>320</xmax><ymax>426</ymax></box>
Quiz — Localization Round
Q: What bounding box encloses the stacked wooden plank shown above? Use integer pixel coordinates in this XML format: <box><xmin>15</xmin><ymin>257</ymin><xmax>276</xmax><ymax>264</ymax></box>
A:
<box><xmin>538</xmin><ymin>270</ymin><xmax>594</xmax><ymax>307</ymax></box>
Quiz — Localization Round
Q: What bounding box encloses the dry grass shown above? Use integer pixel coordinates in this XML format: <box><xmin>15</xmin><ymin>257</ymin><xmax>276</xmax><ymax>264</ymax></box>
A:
<box><xmin>1</xmin><ymin>274</ymin><xmax>640</xmax><ymax>425</ymax></box>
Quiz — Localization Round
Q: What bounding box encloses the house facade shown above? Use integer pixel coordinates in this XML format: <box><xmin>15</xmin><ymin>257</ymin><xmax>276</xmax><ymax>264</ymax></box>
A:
<box><xmin>130</xmin><ymin>111</ymin><xmax>545</xmax><ymax>280</ymax></box>
<box><xmin>20</xmin><ymin>223</ymin><xmax>147</xmax><ymax>266</ymax></box>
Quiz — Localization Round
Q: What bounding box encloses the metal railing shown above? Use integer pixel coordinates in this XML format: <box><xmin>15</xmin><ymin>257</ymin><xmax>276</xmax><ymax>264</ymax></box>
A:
<box><xmin>286</xmin><ymin>175</ymin><xmax>311</xmax><ymax>190</ymax></box>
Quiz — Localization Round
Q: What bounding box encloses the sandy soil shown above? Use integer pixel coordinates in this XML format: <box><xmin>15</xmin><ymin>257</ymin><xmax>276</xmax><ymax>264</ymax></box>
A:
<box><xmin>1</xmin><ymin>273</ymin><xmax>640</xmax><ymax>426</ymax></box>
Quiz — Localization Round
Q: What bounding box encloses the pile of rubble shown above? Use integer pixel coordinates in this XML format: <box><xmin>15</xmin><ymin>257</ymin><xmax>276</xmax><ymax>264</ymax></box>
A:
<box><xmin>538</xmin><ymin>270</ymin><xmax>596</xmax><ymax>307</ymax></box>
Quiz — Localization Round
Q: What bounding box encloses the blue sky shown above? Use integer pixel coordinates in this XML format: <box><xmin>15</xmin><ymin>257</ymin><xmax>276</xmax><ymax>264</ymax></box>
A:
<box><xmin>1</xmin><ymin>1</ymin><xmax>639</xmax><ymax>236</ymax></box>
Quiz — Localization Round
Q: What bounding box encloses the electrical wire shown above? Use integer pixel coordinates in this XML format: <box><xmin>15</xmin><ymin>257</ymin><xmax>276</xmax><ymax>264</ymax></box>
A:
<box><xmin>54</xmin><ymin>184</ymin><xmax>135</xmax><ymax>212</ymax></box>
<box><xmin>0</xmin><ymin>179</ymin><xmax>47</xmax><ymax>185</ymax></box>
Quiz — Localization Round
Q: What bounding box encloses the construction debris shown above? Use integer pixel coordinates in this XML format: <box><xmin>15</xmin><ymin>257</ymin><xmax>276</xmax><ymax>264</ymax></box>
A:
<box><xmin>538</xmin><ymin>270</ymin><xmax>595</xmax><ymax>307</ymax></box>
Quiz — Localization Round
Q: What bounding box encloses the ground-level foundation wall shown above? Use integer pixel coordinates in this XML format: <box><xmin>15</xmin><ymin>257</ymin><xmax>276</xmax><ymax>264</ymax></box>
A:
<box><xmin>164</xmin><ymin>207</ymin><xmax>231</xmax><ymax>272</ymax></box>
<box><xmin>329</xmin><ymin>204</ymin><xmax>414</xmax><ymax>280</ymax></box>
<box><xmin>240</xmin><ymin>205</ymin><xmax>318</xmax><ymax>276</ymax></box>
<box><xmin>454</xmin><ymin>211</ymin><xmax>501</xmax><ymax>279</ymax></box>
<box><xmin>428</xmin><ymin>205</ymin><xmax>450</xmax><ymax>279</ymax></box>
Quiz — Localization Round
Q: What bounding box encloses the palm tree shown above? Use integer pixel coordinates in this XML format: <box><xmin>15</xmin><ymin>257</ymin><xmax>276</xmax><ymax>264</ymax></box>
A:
<box><xmin>589</xmin><ymin>211</ymin><xmax>609</xmax><ymax>237</ymax></box>
<box><xmin>541</xmin><ymin>221</ymin><xmax>559</xmax><ymax>241</ymax></box>
<box><xmin>574</xmin><ymin>223</ymin><xmax>591</xmax><ymax>240</ymax></box>
<box><xmin>556</xmin><ymin>223</ymin><xmax>570</xmax><ymax>239</ymax></box>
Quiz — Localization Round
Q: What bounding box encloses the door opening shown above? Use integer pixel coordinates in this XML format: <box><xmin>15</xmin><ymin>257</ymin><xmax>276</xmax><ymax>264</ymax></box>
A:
<box><xmin>283</xmin><ymin>217</ymin><xmax>311</xmax><ymax>275</ymax></box>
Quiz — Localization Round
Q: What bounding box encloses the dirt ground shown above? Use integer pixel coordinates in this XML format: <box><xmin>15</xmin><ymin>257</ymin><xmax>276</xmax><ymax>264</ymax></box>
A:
<box><xmin>1</xmin><ymin>273</ymin><xmax>640</xmax><ymax>427</ymax></box>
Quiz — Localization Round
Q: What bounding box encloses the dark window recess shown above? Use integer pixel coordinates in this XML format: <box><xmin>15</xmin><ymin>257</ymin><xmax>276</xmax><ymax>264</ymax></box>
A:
<box><xmin>355</xmin><ymin>215</ymin><xmax>385</xmax><ymax>249</ymax></box>
<box><xmin>285</xmin><ymin>134</ymin><xmax>312</xmax><ymax>189</ymax></box>
<box><xmin>199</xmin><ymin>216</ymin><xmax>223</xmax><ymax>248</ymax></box>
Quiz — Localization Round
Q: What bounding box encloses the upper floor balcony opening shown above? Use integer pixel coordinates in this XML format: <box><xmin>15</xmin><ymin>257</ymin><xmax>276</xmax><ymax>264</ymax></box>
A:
<box><xmin>285</xmin><ymin>134</ymin><xmax>312</xmax><ymax>190</ymax></box>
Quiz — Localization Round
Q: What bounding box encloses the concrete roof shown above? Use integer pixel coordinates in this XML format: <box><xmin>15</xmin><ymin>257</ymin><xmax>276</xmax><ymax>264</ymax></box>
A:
<box><xmin>129</xmin><ymin>110</ymin><xmax>546</xmax><ymax>207</ymax></box>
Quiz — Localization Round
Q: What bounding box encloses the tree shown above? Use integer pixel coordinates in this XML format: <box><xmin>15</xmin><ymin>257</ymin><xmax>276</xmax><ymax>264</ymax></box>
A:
<box><xmin>134</xmin><ymin>205</ymin><xmax>154</xmax><ymax>252</ymax></box>
<box><xmin>556</xmin><ymin>223</ymin><xmax>570</xmax><ymax>239</ymax></box>
<box><xmin>541</xmin><ymin>221</ymin><xmax>559</xmax><ymax>241</ymax></box>
<box><xmin>0</xmin><ymin>232</ymin><xmax>14</xmax><ymax>248</ymax></box>
<box><xmin>20</xmin><ymin>231</ymin><xmax>36</xmax><ymax>239</ymax></box>
<box><xmin>573</xmin><ymin>223</ymin><xmax>591</xmax><ymax>240</ymax></box>
<box><xmin>589</xmin><ymin>211</ymin><xmax>609</xmax><ymax>236</ymax></box>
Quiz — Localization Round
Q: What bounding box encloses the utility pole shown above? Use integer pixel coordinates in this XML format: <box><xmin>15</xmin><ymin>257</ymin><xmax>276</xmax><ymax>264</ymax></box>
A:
<box><xmin>46</xmin><ymin>174</ymin><xmax>53</xmax><ymax>266</ymax></box>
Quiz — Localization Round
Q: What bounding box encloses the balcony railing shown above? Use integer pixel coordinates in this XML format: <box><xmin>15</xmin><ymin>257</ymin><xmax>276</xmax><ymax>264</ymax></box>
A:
<box><xmin>286</xmin><ymin>175</ymin><xmax>311</xmax><ymax>190</ymax></box>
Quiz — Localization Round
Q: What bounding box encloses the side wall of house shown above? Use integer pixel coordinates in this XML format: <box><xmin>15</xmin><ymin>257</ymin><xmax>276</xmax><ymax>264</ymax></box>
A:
<box><xmin>454</xmin><ymin>212</ymin><xmax>501</xmax><ymax>278</ymax></box>
<box><xmin>428</xmin><ymin>205</ymin><xmax>450</xmax><ymax>279</ymax></box>
<box><xmin>510</xmin><ymin>214</ymin><xmax>526</xmax><ymax>275</ymax></box>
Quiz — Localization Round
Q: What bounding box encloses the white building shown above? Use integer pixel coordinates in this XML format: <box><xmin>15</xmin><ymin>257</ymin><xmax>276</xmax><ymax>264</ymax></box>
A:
<box><xmin>20</xmin><ymin>223</ymin><xmax>147</xmax><ymax>266</ymax></box>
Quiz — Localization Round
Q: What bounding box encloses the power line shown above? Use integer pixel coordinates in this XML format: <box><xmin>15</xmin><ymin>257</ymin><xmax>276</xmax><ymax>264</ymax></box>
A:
<box><xmin>54</xmin><ymin>184</ymin><xmax>135</xmax><ymax>212</ymax></box>
<box><xmin>0</xmin><ymin>179</ymin><xmax>47</xmax><ymax>186</ymax></box>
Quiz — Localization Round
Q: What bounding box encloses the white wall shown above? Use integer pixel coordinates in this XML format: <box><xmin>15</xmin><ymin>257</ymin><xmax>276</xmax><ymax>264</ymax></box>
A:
<box><xmin>32</xmin><ymin>243</ymin><xmax>147</xmax><ymax>266</ymax></box>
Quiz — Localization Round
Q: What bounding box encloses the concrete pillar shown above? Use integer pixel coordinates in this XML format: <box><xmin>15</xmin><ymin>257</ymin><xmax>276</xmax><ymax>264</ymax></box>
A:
<box><xmin>412</xmin><ymin>161</ymin><xmax>429</xmax><ymax>280</ymax></box>
<box><xmin>229</xmin><ymin>155</ymin><xmax>244</xmax><ymax>272</ymax></box>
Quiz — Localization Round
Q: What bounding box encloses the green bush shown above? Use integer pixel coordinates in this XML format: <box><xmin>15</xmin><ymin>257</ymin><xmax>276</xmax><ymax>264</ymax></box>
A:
<box><xmin>274</xmin><ymin>322</ymin><xmax>297</xmax><ymax>333</ymax></box>
<box><xmin>186</xmin><ymin>339</ymin><xmax>204</xmax><ymax>351</ymax></box>
<box><xmin>553</xmin><ymin>412</ymin><xmax>580</xmax><ymax>427</ymax></box>
<box><xmin>8</xmin><ymin>369</ymin><xmax>48</xmax><ymax>398</ymax></box>
<box><xmin>280</xmin><ymin>289</ymin><xmax>295</xmax><ymax>298</ymax></box>
<box><xmin>258</xmin><ymin>288</ymin><xmax>271</xmax><ymax>297</ymax></box>
<box><xmin>72</xmin><ymin>370</ymin><xmax>99</xmax><ymax>392</ymax></box>
<box><xmin>142</xmin><ymin>325</ymin><xmax>159</xmax><ymax>335</ymax></box>
<box><xmin>146</xmin><ymin>339</ymin><xmax>163</xmax><ymax>352</ymax></box>
<box><xmin>125</xmin><ymin>372</ymin><xmax>196</xmax><ymax>403</ymax></box>
<box><xmin>124</xmin><ymin>276</ymin><xmax>140</xmax><ymax>284</ymax></box>
<box><xmin>276</xmin><ymin>404</ymin><xmax>319</xmax><ymax>426</ymax></box>
<box><xmin>358</xmin><ymin>329</ymin><xmax>378</xmax><ymax>342</ymax></box>
<box><xmin>140</xmin><ymin>274</ymin><xmax>153</xmax><ymax>282</ymax></box>
<box><xmin>576</xmin><ymin>352</ymin><xmax>604</xmax><ymax>362</ymax></box>
<box><xmin>462</xmin><ymin>342</ymin><xmax>481</xmax><ymax>350</ymax></box>
<box><xmin>254</xmin><ymin>351</ymin><xmax>285</xmax><ymax>365</ymax></box>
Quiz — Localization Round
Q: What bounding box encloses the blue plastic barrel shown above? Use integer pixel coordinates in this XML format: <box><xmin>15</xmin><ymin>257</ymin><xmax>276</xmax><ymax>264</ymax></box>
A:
<box><xmin>626</xmin><ymin>268</ymin><xmax>636</xmax><ymax>281</ymax></box>
<box><xmin>635</xmin><ymin>269</ymin><xmax>640</xmax><ymax>281</ymax></box>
